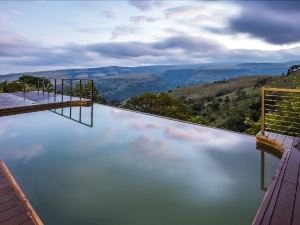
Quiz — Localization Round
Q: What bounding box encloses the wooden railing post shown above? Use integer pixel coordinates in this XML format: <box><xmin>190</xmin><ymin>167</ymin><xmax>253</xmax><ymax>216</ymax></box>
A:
<box><xmin>261</xmin><ymin>88</ymin><xmax>265</xmax><ymax>136</ymax></box>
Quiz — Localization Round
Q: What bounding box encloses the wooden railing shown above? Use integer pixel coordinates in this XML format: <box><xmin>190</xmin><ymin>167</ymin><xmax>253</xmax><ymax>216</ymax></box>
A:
<box><xmin>261</xmin><ymin>87</ymin><xmax>300</xmax><ymax>137</ymax></box>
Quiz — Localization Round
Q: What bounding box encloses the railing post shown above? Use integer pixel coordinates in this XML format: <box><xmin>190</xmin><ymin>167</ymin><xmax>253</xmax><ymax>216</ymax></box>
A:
<box><xmin>54</xmin><ymin>79</ymin><xmax>57</xmax><ymax>95</ymax></box>
<box><xmin>23</xmin><ymin>77</ymin><xmax>26</xmax><ymax>93</ymax></box>
<box><xmin>91</xmin><ymin>80</ymin><xmax>94</xmax><ymax>102</ymax></box>
<box><xmin>70</xmin><ymin>79</ymin><xmax>73</xmax><ymax>100</ymax></box>
<box><xmin>79</xmin><ymin>106</ymin><xmax>82</xmax><ymax>122</ymax></box>
<box><xmin>38</xmin><ymin>78</ymin><xmax>40</xmax><ymax>93</ymax></box>
<box><xmin>79</xmin><ymin>80</ymin><xmax>82</xmax><ymax>100</ymax></box>
<box><xmin>42</xmin><ymin>78</ymin><xmax>45</xmax><ymax>94</ymax></box>
<box><xmin>261</xmin><ymin>88</ymin><xmax>265</xmax><ymax>136</ymax></box>
<box><xmin>47</xmin><ymin>78</ymin><xmax>50</xmax><ymax>95</ymax></box>
<box><xmin>61</xmin><ymin>79</ymin><xmax>64</xmax><ymax>102</ymax></box>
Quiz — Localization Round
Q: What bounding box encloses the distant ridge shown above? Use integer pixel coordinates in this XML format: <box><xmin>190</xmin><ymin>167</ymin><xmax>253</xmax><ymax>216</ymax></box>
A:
<box><xmin>0</xmin><ymin>62</ymin><xmax>297</xmax><ymax>101</ymax></box>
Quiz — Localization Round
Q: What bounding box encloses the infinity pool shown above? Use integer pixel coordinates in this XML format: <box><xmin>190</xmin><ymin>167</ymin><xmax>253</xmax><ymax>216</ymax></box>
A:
<box><xmin>0</xmin><ymin>104</ymin><xmax>279</xmax><ymax>225</ymax></box>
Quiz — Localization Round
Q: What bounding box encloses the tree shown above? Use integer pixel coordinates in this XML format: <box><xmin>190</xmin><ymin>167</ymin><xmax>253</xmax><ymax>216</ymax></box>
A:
<box><xmin>244</xmin><ymin>117</ymin><xmax>261</xmax><ymax>135</ymax></box>
<box><xmin>124</xmin><ymin>93</ymin><xmax>194</xmax><ymax>121</ymax></box>
<box><xmin>68</xmin><ymin>80</ymin><xmax>106</xmax><ymax>103</ymax></box>
<box><xmin>287</xmin><ymin>65</ymin><xmax>300</xmax><ymax>75</ymax></box>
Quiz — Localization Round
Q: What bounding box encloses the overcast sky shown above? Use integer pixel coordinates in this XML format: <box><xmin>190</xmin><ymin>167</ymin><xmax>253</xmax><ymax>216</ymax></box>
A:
<box><xmin>1</xmin><ymin>0</ymin><xmax>300</xmax><ymax>74</ymax></box>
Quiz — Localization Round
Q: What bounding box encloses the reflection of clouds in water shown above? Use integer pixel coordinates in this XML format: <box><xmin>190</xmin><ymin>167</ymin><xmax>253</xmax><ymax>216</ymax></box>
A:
<box><xmin>164</xmin><ymin>126</ymin><xmax>245</xmax><ymax>149</ymax></box>
<box><xmin>108</xmin><ymin>108</ymin><xmax>250</xmax><ymax>198</ymax></box>
<box><xmin>128</xmin><ymin>134</ymin><xmax>180</xmax><ymax>161</ymax></box>
<box><xmin>0</xmin><ymin>120</ymin><xmax>14</xmax><ymax>137</ymax></box>
<box><xmin>110</xmin><ymin>107</ymin><xmax>246</xmax><ymax>150</ymax></box>
<box><xmin>0</xmin><ymin>144</ymin><xmax>44</xmax><ymax>162</ymax></box>
<box><xmin>124</xmin><ymin>133</ymin><xmax>235</xmax><ymax>200</ymax></box>
<box><xmin>132</xmin><ymin>122</ymin><xmax>163</xmax><ymax>130</ymax></box>
<box><xmin>164</xmin><ymin>127</ymin><xmax>201</xmax><ymax>141</ymax></box>
<box><xmin>8</xmin><ymin>131</ymin><xmax>19</xmax><ymax>139</ymax></box>
<box><xmin>104</xmin><ymin>127</ymin><xmax>118</xmax><ymax>137</ymax></box>
<box><xmin>111</xmin><ymin>108</ymin><xmax>143</xmax><ymax>120</ymax></box>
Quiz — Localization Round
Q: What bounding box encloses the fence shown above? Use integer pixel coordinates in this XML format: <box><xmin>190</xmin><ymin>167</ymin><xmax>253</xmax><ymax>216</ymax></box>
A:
<box><xmin>22</xmin><ymin>77</ymin><xmax>94</xmax><ymax>102</ymax></box>
<box><xmin>261</xmin><ymin>87</ymin><xmax>300</xmax><ymax>137</ymax></box>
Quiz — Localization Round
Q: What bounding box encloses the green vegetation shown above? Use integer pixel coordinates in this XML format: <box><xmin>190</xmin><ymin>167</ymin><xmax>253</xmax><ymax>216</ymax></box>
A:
<box><xmin>0</xmin><ymin>75</ymin><xmax>51</xmax><ymax>93</ymax></box>
<box><xmin>0</xmin><ymin>75</ymin><xmax>105</xmax><ymax>103</ymax></box>
<box><xmin>123</xmin><ymin>67</ymin><xmax>300</xmax><ymax>135</ymax></box>
<box><xmin>124</xmin><ymin>93</ymin><xmax>193</xmax><ymax>121</ymax></box>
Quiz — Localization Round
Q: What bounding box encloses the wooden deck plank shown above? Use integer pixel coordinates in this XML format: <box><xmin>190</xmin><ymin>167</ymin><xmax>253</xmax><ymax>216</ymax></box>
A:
<box><xmin>291</xmin><ymin>165</ymin><xmax>300</xmax><ymax>225</ymax></box>
<box><xmin>265</xmin><ymin>131</ymin><xmax>271</xmax><ymax>138</ymax></box>
<box><xmin>283</xmin><ymin>135</ymin><xmax>295</xmax><ymax>150</ymax></box>
<box><xmin>270</xmin><ymin>181</ymin><xmax>297</xmax><ymax>225</ymax></box>
<box><xmin>0</xmin><ymin>161</ymin><xmax>43</xmax><ymax>225</ymax></box>
<box><xmin>283</xmin><ymin>150</ymin><xmax>300</xmax><ymax>184</ymax></box>
<box><xmin>258</xmin><ymin>152</ymin><xmax>290</xmax><ymax>225</ymax></box>
<box><xmin>0</xmin><ymin>92</ymin><xmax>91</xmax><ymax>117</ymax></box>
<box><xmin>275</xmin><ymin>134</ymin><xmax>286</xmax><ymax>145</ymax></box>
<box><xmin>293</xmin><ymin>137</ymin><xmax>300</xmax><ymax>150</ymax></box>
<box><xmin>268</xmin><ymin>132</ymin><xmax>278</xmax><ymax>140</ymax></box>
<box><xmin>270</xmin><ymin>139</ymin><xmax>299</xmax><ymax>225</ymax></box>
<box><xmin>254</xmin><ymin>132</ymin><xmax>300</xmax><ymax>225</ymax></box>
<box><xmin>253</xmin><ymin>151</ymin><xmax>290</xmax><ymax>225</ymax></box>
<box><xmin>0</xmin><ymin>93</ymin><xmax>36</xmax><ymax>110</ymax></box>
<box><xmin>1</xmin><ymin>211</ymin><xmax>35</xmax><ymax>225</ymax></box>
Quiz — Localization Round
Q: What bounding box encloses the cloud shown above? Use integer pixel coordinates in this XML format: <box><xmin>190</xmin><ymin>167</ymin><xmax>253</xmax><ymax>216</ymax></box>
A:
<box><xmin>101</xmin><ymin>10</ymin><xmax>115</xmax><ymax>19</ymax></box>
<box><xmin>130</xmin><ymin>16</ymin><xmax>160</xmax><ymax>23</ymax></box>
<box><xmin>0</xmin><ymin>31</ymin><xmax>35</xmax><ymax>57</ymax></box>
<box><xmin>152</xmin><ymin>36</ymin><xmax>225</xmax><ymax>53</ymax></box>
<box><xmin>84</xmin><ymin>35</ymin><xmax>225</xmax><ymax>59</ymax></box>
<box><xmin>229</xmin><ymin>1</ymin><xmax>300</xmax><ymax>45</ymax></box>
<box><xmin>111</xmin><ymin>24</ymin><xmax>141</xmax><ymax>39</ymax></box>
<box><xmin>128</xmin><ymin>0</ymin><xmax>166</xmax><ymax>11</ymax></box>
<box><xmin>77</xmin><ymin>27</ymin><xmax>102</xmax><ymax>34</ymax></box>
<box><xmin>0</xmin><ymin>30</ymin><xmax>93</xmax><ymax>67</ymax></box>
<box><xmin>2</xmin><ymin>29</ymin><xmax>300</xmax><ymax>74</ymax></box>
<box><xmin>85</xmin><ymin>41</ymin><xmax>160</xmax><ymax>58</ymax></box>
<box><xmin>164</xmin><ymin>2</ymin><xmax>239</xmax><ymax>28</ymax></box>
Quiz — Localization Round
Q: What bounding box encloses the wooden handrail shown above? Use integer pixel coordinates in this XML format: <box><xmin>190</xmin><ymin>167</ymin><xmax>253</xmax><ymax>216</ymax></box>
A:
<box><xmin>263</xmin><ymin>87</ymin><xmax>300</xmax><ymax>93</ymax></box>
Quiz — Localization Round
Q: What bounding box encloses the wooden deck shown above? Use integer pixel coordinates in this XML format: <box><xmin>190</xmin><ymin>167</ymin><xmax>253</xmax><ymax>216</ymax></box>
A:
<box><xmin>0</xmin><ymin>161</ymin><xmax>43</xmax><ymax>225</ymax></box>
<box><xmin>0</xmin><ymin>92</ymin><xmax>91</xmax><ymax>116</ymax></box>
<box><xmin>253</xmin><ymin>132</ymin><xmax>300</xmax><ymax>225</ymax></box>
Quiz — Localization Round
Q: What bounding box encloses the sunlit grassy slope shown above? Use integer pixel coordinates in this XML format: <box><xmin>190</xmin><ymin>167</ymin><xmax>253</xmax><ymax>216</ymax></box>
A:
<box><xmin>168</xmin><ymin>73</ymin><xmax>298</xmax><ymax>133</ymax></box>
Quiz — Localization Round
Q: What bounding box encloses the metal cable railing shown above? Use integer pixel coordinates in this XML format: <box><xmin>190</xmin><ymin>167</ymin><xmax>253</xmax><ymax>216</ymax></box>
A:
<box><xmin>261</xmin><ymin>87</ymin><xmax>300</xmax><ymax>137</ymax></box>
<box><xmin>22</xmin><ymin>77</ymin><xmax>94</xmax><ymax>102</ymax></box>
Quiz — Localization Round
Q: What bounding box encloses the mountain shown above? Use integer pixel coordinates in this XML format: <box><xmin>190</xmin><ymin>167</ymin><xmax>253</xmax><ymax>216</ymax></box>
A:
<box><xmin>0</xmin><ymin>62</ymin><xmax>297</xmax><ymax>101</ymax></box>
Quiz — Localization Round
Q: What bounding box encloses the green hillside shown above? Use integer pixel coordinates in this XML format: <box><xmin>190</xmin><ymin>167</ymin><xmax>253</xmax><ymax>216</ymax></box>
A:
<box><xmin>123</xmin><ymin>69</ymin><xmax>299</xmax><ymax>135</ymax></box>
<box><xmin>168</xmin><ymin>72</ymin><xmax>299</xmax><ymax>133</ymax></box>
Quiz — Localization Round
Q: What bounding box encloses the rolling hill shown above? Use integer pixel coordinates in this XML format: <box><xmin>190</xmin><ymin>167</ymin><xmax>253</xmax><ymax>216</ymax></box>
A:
<box><xmin>167</xmin><ymin>72</ymin><xmax>298</xmax><ymax>133</ymax></box>
<box><xmin>0</xmin><ymin>62</ymin><xmax>298</xmax><ymax>101</ymax></box>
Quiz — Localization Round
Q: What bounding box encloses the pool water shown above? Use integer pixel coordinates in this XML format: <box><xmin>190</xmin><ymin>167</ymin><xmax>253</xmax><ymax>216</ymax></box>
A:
<box><xmin>0</xmin><ymin>104</ymin><xmax>279</xmax><ymax>225</ymax></box>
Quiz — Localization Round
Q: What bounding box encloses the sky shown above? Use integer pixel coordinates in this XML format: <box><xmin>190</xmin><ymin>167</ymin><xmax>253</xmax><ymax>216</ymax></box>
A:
<box><xmin>1</xmin><ymin>0</ymin><xmax>300</xmax><ymax>74</ymax></box>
